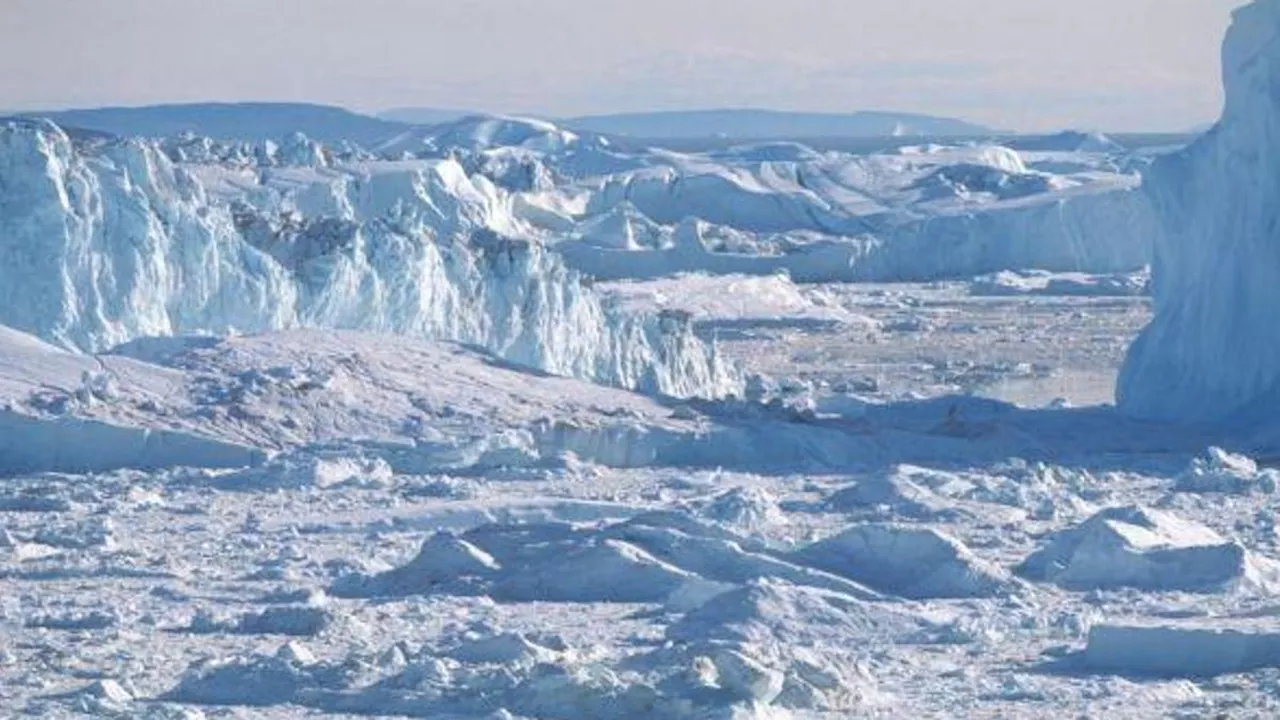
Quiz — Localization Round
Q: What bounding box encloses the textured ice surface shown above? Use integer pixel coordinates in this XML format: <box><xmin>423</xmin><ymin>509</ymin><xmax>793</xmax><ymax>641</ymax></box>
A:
<box><xmin>1016</xmin><ymin>506</ymin><xmax>1276</xmax><ymax>593</ymax></box>
<box><xmin>0</xmin><ymin>327</ymin><xmax>717</xmax><ymax>476</ymax></box>
<box><xmin>969</xmin><ymin>269</ymin><xmax>1149</xmax><ymax>298</ymax></box>
<box><xmin>0</xmin><ymin>118</ymin><xmax>736</xmax><ymax>398</ymax></box>
<box><xmin>1118</xmin><ymin>0</ymin><xmax>1280</xmax><ymax>422</ymax></box>
<box><xmin>790</xmin><ymin>524</ymin><xmax>1014</xmax><ymax>599</ymax></box>
<box><xmin>569</xmin><ymin>144</ymin><xmax>1154</xmax><ymax>283</ymax></box>
<box><xmin>1175</xmin><ymin>447</ymin><xmax>1280</xmax><ymax>495</ymax></box>
<box><xmin>4</xmin><ymin>275</ymin><xmax>1280</xmax><ymax>717</ymax></box>
<box><xmin>8</xmin><ymin>7</ymin><xmax>1279</xmax><ymax>712</ymax></box>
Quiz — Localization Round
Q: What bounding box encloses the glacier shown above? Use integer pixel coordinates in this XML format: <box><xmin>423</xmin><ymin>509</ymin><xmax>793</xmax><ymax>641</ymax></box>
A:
<box><xmin>1117</xmin><ymin>0</ymin><xmax>1280</xmax><ymax>423</ymax></box>
<box><xmin>11</xmin><ymin>4</ymin><xmax>1280</xmax><ymax>717</ymax></box>
<box><xmin>0</xmin><ymin>118</ymin><xmax>738</xmax><ymax>398</ymax></box>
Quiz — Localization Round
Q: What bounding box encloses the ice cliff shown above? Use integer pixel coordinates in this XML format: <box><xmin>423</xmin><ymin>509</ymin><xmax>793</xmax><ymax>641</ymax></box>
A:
<box><xmin>0</xmin><ymin>118</ymin><xmax>738</xmax><ymax>398</ymax></box>
<box><xmin>1117</xmin><ymin>0</ymin><xmax>1280</xmax><ymax>423</ymax></box>
<box><xmin>578</xmin><ymin>147</ymin><xmax>1154</xmax><ymax>282</ymax></box>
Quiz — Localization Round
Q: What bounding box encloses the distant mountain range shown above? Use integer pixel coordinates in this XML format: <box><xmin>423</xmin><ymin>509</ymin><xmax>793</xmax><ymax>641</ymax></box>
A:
<box><xmin>379</xmin><ymin>107</ymin><xmax>994</xmax><ymax>139</ymax></box>
<box><xmin>10</xmin><ymin>102</ymin><xmax>410</xmax><ymax>145</ymax></box>
<box><xmin>7</xmin><ymin>102</ymin><xmax>996</xmax><ymax>145</ymax></box>
<box><xmin>377</xmin><ymin>107</ymin><xmax>995</xmax><ymax>138</ymax></box>
<box><xmin>378</xmin><ymin>107</ymin><xmax>482</xmax><ymax>126</ymax></box>
<box><xmin>555</xmin><ymin>109</ymin><xmax>995</xmax><ymax>139</ymax></box>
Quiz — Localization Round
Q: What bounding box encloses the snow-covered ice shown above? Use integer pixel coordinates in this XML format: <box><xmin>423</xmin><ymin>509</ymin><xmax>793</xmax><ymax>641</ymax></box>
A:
<box><xmin>1016</xmin><ymin>505</ymin><xmax>1278</xmax><ymax>593</ymax></box>
<box><xmin>790</xmin><ymin>524</ymin><xmax>1015</xmax><ymax>599</ymax></box>
<box><xmin>1081</xmin><ymin>620</ymin><xmax>1280</xmax><ymax>677</ymax></box>
<box><xmin>3</xmin><ymin>270</ymin><xmax>1275</xmax><ymax>717</ymax></box>
<box><xmin>8</xmin><ymin>3</ymin><xmax>1280</xmax><ymax>716</ymax></box>
<box><xmin>0</xmin><ymin>118</ymin><xmax>737</xmax><ymax>399</ymax></box>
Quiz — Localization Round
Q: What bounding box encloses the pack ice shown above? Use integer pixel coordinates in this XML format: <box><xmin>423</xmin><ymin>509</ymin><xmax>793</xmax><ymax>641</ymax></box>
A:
<box><xmin>7</xmin><ymin>3</ymin><xmax>1280</xmax><ymax>717</ymax></box>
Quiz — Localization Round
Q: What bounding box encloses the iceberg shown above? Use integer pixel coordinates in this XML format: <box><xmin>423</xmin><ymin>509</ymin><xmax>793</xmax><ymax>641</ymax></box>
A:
<box><xmin>575</xmin><ymin>144</ymin><xmax>1154</xmax><ymax>283</ymax></box>
<box><xmin>1118</xmin><ymin>0</ymin><xmax>1280</xmax><ymax>422</ymax></box>
<box><xmin>0</xmin><ymin>118</ymin><xmax>738</xmax><ymax>398</ymax></box>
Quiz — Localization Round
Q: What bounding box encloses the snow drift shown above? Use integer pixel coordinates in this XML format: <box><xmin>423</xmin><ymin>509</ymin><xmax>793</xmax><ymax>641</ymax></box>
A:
<box><xmin>1118</xmin><ymin>0</ymin><xmax>1280</xmax><ymax>422</ymax></box>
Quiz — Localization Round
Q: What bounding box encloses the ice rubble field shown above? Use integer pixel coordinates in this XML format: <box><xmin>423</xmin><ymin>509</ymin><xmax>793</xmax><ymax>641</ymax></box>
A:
<box><xmin>7</xmin><ymin>2</ymin><xmax>1280</xmax><ymax>716</ymax></box>
<box><xmin>10</xmin><ymin>278</ymin><xmax>1278</xmax><ymax>720</ymax></box>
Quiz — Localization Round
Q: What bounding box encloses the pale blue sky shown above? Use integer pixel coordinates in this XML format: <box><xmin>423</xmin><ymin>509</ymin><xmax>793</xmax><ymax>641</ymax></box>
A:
<box><xmin>1</xmin><ymin>0</ymin><xmax>1245</xmax><ymax>132</ymax></box>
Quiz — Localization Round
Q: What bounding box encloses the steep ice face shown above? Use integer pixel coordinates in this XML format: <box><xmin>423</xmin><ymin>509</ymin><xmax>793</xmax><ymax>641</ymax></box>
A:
<box><xmin>275</xmin><ymin>132</ymin><xmax>329</xmax><ymax>167</ymax></box>
<box><xmin>576</xmin><ymin>144</ymin><xmax>1154</xmax><ymax>280</ymax></box>
<box><xmin>0</xmin><ymin>119</ymin><xmax>738</xmax><ymax>398</ymax></box>
<box><xmin>158</xmin><ymin>131</ymin><xmax>371</xmax><ymax>167</ymax></box>
<box><xmin>1117</xmin><ymin>0</ymin><xmax>1280</xmax><ymax>422</ymax></box>
<box><xmin>0</xmin><ymin>119</ymin><xmax>297</xmax><ymax>350</ymax></box>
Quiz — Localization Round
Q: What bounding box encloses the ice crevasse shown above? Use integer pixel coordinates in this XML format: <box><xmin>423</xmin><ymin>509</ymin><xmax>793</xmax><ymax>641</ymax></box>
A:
<box><xmin>0</xmin><ymin>119</ymin><xmax>739</xmax><ymax>398</ymax></box>
<box><xmin>1118</xmin><ymin>0</ymin><xmax>1280</xmax><ymax>424</ymax></box>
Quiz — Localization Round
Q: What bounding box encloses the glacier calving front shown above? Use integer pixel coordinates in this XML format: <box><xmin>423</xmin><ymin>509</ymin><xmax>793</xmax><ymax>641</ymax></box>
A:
<box><xmin>0</xmin><ymin>119</ymin><xmax>737</xmax><ymax>398</ymax></box>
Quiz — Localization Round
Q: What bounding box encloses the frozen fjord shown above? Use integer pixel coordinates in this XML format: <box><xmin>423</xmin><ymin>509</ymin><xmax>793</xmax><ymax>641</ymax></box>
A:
<box><xmin>8</xmin><ymin>3</ymin><xmax>1280</xmax><ymax>717</ymax></box>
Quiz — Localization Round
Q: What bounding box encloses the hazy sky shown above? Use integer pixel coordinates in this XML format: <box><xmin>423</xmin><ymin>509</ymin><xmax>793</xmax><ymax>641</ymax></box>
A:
<box><xmin>1</xmin><ymin>0</ymin><xmax>1245</xmax><ymax>132</ymax></box>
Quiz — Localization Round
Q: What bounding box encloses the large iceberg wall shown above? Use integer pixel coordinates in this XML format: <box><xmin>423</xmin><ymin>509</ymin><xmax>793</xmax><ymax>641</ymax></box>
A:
<box><xmin>579</xmin><ymin>152</ymin><xmax>1154</xmax><ymax>283</ymax></box>
<box><xmin>563</xmin><ymin>186</ymin><xmax>1153</xmax><ymax>284</ymax></box>
<box><xmin>1117</xmin><ymin>0</ymin><xmax>1280</xmax><ymax>422</ymax></box>
<box><xmin>0</xmin><ymin>119</ymin><xmax>738</xmax><ymax>398</ymax></box>
<box><xmin>870</xmin><ymin>187</ymin><xmax>1154</xmax><ymax>280</ymax></box>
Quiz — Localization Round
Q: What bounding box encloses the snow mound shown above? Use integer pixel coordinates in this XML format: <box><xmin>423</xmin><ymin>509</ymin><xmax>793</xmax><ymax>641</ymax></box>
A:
<box><xmin>1016</xmin><ymin>505</ymin><xmax>1277</xmax><ymax>592</ymax></box>
<box><xmin>1117</xmin><ymin>0</ymin><xmax>1280</xmax><ymax>422</ymax></box>
<box><xmin>666</xmin><ymin>581</ymin><xmax>914</xmax><ymax>712</ymax></box>
<box><xmin>824</xmin><ymin>470</ymin><xmax>965</xmax><ymax>521</ymax></box>
<box><xmin>210</xmin><ymin>454</ymin><xmax>392</xmax><ymax>492</ymax></box>
<box><xmin>333</xmin><ymin>512</ymin><xmax>885</xmax><ymax>604</ymax></box>
<box><xmin>697</xmin><ymin>486</ymin><xmax>788</xmax><ymax>533</ymax></box>
<box><xmin>447</xmin><ymin>631</ymin><xmax>563</xmax><ymax>665</ymax></box>
<box><xmin>0</xmin><ymin>119</ymin><xmax>738</xmax><ymax>398</ymax></box>
<box><xmin>187</xmin><ymin>606</ymin><xmax>332</xmax><ymax>637</ymax></box>
<box><xmin>599</xmin><ymin>514</ymin><xmax>883</xmax><ymax>599</ymax></box>
<box><xmin>1175</xmin><ymin>447</ymin><xmax>1279</xmax><ymax>495</ymax></box>
<box><xmin>790</xmin><ymin>524</ymin><xmax>1014</xmax><ymax>599</ymax></box>
<box><xmin>1082</xmin><ymin>620</ymin><xmax>1280</xmax><ymax>677</ymax></box>
<box><xmin>331</xmin><ymin>530</ymin><xmax>501</xmax><ymax>598</ymax></box>
<box><xmin>165</xmin><ymin>642</ymin><xmax>345</xmax><ymax>706</ymax></box>
<box><xmin>492</xmin><ymin>538</ymin><xmax>697</xmax><ymax>603</ymax></box>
